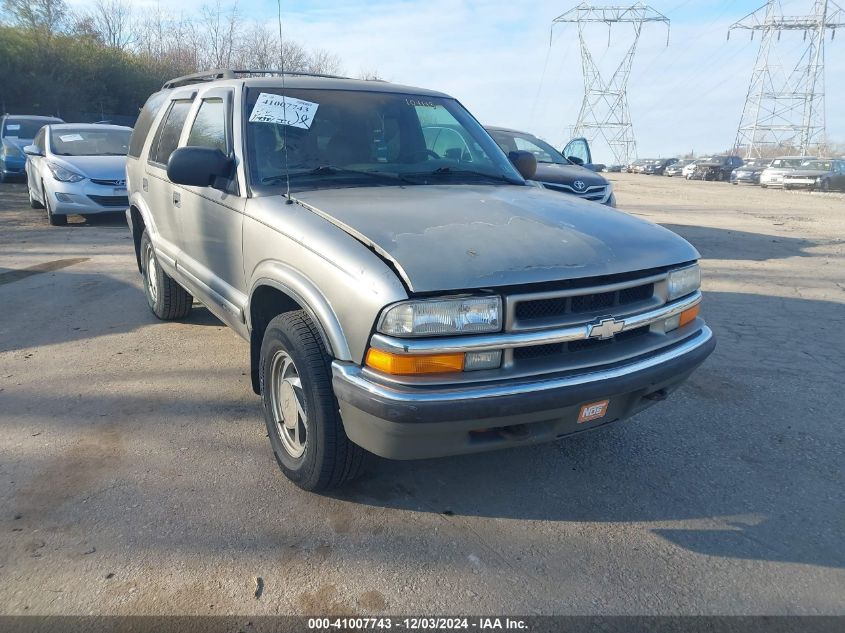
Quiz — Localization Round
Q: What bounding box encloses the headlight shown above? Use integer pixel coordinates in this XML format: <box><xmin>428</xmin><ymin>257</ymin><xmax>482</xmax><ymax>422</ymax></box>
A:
<box><xmin>47</xmin><ymin>162</ymin><xmax>85</xmax><ymax>183</ymax></box>
<box><xmin>378</xmin><ymin>296</ymin><xmax>502</xmax><ymax>337</ymax></box>
<box><xmin>667</xmin><ymin>264</ymin><xmax>700</xmax><ymax>301</ymax></box>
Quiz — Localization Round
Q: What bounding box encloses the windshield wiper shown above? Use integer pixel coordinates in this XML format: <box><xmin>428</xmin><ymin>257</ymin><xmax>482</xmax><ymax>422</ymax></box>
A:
<box><xmin>422</xmin><ymin>166</ymin><xmax>518</xmax><ymax>184</ymax></box>
<box><xmin>262</xmin><ymin>165</ymin><xmax>405</xmax><ymax>184</ymax></box>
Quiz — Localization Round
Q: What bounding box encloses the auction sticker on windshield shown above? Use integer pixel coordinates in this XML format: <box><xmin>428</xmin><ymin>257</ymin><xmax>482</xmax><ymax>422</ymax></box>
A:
<box><xmin>249</xmin><ymin>93</ymin><xmax>319</xmax><ymax>129</ymax></box>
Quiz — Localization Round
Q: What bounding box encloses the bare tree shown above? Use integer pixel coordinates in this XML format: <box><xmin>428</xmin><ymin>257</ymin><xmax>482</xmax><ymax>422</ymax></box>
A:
<box><xmin>306</xmin><ymin>48</ymin><xmax>341</xmax><ymax>75</ymax></box>
<box><xmin>89</xmin><ymin>0</ymin><xmax>135</xmax><ymax>50</ymax></box>
<box><xmin>2</xmin><ymin>0</ymin><xmax>68</xmax><ymax>35</ymax></box>
<box><xmin>199</xmin><ymin>0</ymin><xmax>241</xmax><ymax>69</ymax></box>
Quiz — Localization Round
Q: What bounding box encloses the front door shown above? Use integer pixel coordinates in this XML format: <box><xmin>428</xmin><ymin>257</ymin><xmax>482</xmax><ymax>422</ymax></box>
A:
<box><xmin>562</xmin><ymin>137</ymin><xmax>594</xmax><ymax>170</ymax></box>
<box><xmin>175</xmin><ymin>87</ymin><xmax>247</xmax><ymax>328</ymax></box>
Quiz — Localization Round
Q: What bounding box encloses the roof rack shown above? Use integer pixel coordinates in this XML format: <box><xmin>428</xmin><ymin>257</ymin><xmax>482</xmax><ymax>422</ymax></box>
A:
<box><xmin>162</xmin><ymin>69</ymin><xmax>351</xmax><ymax>90</ymax></box>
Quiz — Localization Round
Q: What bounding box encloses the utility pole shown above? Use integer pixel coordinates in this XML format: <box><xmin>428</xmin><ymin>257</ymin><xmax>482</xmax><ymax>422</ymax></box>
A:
<box><xmin>553</xmin><ymin>3</ymin><xmax>669</xmax><ymax>166</ymax></box>
<box><xmin>729</xmin><ymin>0</ymin><xmax>844</xmax><ymax>158</ymax></box>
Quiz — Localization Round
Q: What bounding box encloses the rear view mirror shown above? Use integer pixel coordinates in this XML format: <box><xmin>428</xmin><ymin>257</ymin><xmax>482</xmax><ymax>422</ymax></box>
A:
<box><xmin>167</xmin><ymin>147</ymin><xmax>233</xmax><ymax>188</ymax></box>
<box><xmin>23</xmin><ymin>145</ymin><xmax>42</xmax><ymax>157</ymax></box>
<box><xmin>508</xmin><ymin>150</ymin><xmax>537</xmax><ymax>180</ymax></box>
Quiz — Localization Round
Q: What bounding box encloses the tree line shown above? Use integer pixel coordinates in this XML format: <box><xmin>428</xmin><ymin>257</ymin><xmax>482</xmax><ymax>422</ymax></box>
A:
<box><xmin>0</xmin><ymin>0</ymin><xmax>344</xmax><ymax>124</ymax></box>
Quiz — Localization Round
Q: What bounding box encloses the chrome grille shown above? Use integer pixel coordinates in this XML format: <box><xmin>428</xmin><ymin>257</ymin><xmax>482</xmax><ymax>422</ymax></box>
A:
<box><xmin>541</xmin><ymin>182</ymin><xmax>608</xmax><ymax>202</ymax></box>
<box><xmin>513</xmin><ymin>282</ymin><xmax>655</xmax><ymax>325</ymax></box>
<box><xmin>513</xmin><ymin>326</ymin><xmax>650</xmax><ymax>360</ymax></box>
<box><xmin>91</xmin><ymin>178</ymin><xmax>126</xmax><ymax>187</ymax></box>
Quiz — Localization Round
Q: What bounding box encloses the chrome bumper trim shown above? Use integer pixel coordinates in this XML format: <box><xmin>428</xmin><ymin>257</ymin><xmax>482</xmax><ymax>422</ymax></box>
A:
<box><xmin>370</xmin><ymin>291</ymin><xmax>702</xmax><ymax>355</ymax></box>
<box><xmin>336</xmin><ymin>326</ymin><xmax>713</xmax><ymax>405</ymax></box>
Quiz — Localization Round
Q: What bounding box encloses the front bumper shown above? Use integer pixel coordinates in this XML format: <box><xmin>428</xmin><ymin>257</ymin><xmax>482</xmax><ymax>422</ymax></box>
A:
<box><xmin>47</xmin><ymin>180</ymin><xmax>129</xmax><ymax>215</ymax></box>
<box><xmin>1</xmin><ymin>156</ymin><xmax>26</xmax><ymax>178</ymax></box>
<box><xmin>731</xmin><ymin>172</ymin><xmax>760</xmax><ymax>184</ymax></box>
<box><xmin>333</xmin><ymin>326</ymin><xmax>715</xmax><ymax>460</ymax></box>
<box><xmin>782</xmin><ymin>178</ymin><xmax>816</xmax><ymax>189</ymax></box>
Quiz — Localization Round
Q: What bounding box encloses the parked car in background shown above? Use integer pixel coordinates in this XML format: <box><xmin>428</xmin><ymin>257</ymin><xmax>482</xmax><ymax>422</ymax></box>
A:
<box><xmin>24</xmin><ymin>123</ymin><xmax>132</xmax><ymax>225</ymax></box>
<box><xmin>782</xmin><ymin>159</ymin><xmax>845</xmax><ymax>192</ymax></box>
<box><xmin>626</xmin><ymin>159</ymin><xmax>646</xmax><ymax>173</ymax></box>
<box><xmin>125</xmin><ymin>69</ymin><xmax>714</xmax><ymax>491</ymax></box>
<box><xmin>487</xmin><ymin>127</ymin><xmax>615</xmax><ymax>206</ymax></box>
<box><xmin>1</xmin><ymin>114</ymin><xmax>64</xmax><ymax>182</ymax></box>
<box><xmin>682</xmin><ymin>160</ymin><xmax>699</xmax><ymax>179</ymax></box>
<box><xmin>760</xmin><ymin>156</ymin><xmax>817</xmax><ymax>188</ymax></box>
<box><xmin>604</xmin><ymin>164</ymin><xmax>623</xmax><ymax>173</ymax></box>
<box><xmin>665</xmin><ymin>159</ymin><xmax>692</xmax><ymax>177</ymax></box>
<box><xmin>689</xmin><ymin>156</ymin><xmax>743</xmax><ymax>181</ymax></box>
<box><xmin>730</xmin><ymin>158</ymin><xmax>769</xmax><ymax>185</ymax></box>
<box><xmin>642</xmin><ymin>158</ymin><xmax>678</xmax><ymax>175</ymax></box>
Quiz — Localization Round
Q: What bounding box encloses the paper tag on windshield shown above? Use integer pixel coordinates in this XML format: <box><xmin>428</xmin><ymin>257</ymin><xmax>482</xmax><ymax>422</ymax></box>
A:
<box><xmin>7</xmin><ymin>124</ymin><xmax>20</xmax><ymax>131</ymax></box>
<box><xmin>59</xmin><ymin>134</ymin><xmax>84</xmax><ymax>142</ymax></box>
<box><xmin>248</xmin><ymin>93</ymin><xmax>319</xmax><ymax>129</ymax></box>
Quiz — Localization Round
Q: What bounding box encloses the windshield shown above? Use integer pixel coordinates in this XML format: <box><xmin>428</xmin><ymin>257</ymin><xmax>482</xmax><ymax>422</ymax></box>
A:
<box><xmin>771</xmin><ymin>158</ymin><xmax>805</xmax><ymax>168</ymax></box>
<box><xmin>245</xmin><ymin>88</ymin><xmax>522</xmax><ymax>191</ymax></box>
<box><xmin>800</xmin><ymin>160</ymin><xmax>831</xmax><ymax>171</ymax></box>
<box><xmin>3</xmin><ymin>118</ymin><xmax>59</xmax><ymax>139</ymax></box>
<box><xmin>487</xmin><ymin>130</ymin><xmax>568</xmax><ymax>165</ymax></box>
<box><xmin>50</xmin><ymin>128</ymin><xmax>131</xmax><ymax>156</ymax></box>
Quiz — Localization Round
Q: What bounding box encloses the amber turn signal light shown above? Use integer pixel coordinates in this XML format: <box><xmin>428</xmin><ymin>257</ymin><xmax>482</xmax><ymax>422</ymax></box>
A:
<box><xmin>679</xmin><ymin>304</ymin><xmax>700</xmax><ymax>327</ymax></box>
<box><xmin>365</xmin><ymin>349</ymin><xmax>465</xmax><ymax>375</ymax></box>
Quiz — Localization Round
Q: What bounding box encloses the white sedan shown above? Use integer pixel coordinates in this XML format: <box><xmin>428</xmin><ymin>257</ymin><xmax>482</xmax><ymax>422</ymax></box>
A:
<box><xmin>24</xmin><ymin>123</ymin><xmax>131</xmax><ymax>226</ymax></box>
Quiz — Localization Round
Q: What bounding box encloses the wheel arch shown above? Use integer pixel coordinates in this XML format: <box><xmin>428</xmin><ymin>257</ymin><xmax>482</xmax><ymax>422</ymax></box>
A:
<box><xmin>248</xmin><ymin>270</ymin><xmax>352</xmax><ymax>394</ymax></box>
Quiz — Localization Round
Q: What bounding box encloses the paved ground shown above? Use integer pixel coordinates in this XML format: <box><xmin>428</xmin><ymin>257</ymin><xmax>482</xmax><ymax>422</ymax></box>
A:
<box><xmin>0</xmin><ymin>174</ymin><xmax>843</xmax><ymax>616</ymax></box>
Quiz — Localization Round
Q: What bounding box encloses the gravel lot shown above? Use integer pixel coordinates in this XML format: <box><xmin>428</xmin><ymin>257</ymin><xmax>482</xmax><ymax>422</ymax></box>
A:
<box><xmin>0</xmin><ymin>174</ymin><xmax>843</xmax><ymax>616</ymax></box>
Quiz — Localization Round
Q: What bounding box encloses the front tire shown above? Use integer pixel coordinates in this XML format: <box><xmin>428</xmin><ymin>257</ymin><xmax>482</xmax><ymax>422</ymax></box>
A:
<box><xmin>29</xmin><ymin>183</ymin><xmax>43</xmax><ymax>208</ymax></box>
<box><xmin>43</xmin><ymin>183</ymin><xmax>66</xmax><ymax>226</ymax></box>
<box><xmin>140</xmin><ymin>229</ymin><xmax>192</xmax><ymax>320</ymax></box>
<box><xmin>260</xmin><ymin>310</ymin><xmax>365</xmax><ymax>491</ymax></box>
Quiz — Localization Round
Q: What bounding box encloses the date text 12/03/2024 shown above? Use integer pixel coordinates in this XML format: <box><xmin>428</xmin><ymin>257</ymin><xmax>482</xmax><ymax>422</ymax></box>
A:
<box><xmin>307</xmin><ymin>617</ymin><xmax>529</xmax><ymax>630</ymax></box>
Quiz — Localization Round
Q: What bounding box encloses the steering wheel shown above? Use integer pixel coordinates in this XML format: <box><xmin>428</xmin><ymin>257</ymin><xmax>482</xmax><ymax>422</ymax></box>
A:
<box><xmin>399</xmin><ymin>149</ymin><xmax>440</xmax><ymax>162</ymax></box>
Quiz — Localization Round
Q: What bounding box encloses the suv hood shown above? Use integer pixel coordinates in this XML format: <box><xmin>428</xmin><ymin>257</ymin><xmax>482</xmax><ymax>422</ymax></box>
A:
<box><xmin>293</xmin><ymin>185</ymin><xmax>698</xmax><ymax>293</ymax></box>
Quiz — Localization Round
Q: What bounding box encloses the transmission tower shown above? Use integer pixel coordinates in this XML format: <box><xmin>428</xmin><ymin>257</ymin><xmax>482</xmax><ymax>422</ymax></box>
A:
<box><xmin>553</xmin><ymin>3</ymin><xmax>669</xmax><ymax>166</ymax></box>
<box><xmin>729</xmin><ymin>0</ymin><xmax>844</xmax><ymax>158</ymax></box>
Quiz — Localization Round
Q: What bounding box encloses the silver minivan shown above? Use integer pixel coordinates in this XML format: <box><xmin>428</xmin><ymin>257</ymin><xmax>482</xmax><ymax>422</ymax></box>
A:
<box><xmin>126</xmin><ymin>70</ymin><xmax>715</xmax><ymax>491</ymax></box>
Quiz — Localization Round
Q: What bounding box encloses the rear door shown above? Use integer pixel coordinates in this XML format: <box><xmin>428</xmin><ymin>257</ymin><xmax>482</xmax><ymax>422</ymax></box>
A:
<box><xmin>145</xmin><ymin>98</ymin><xmax>194</xmax><ymax>267</ymax></box>
<box><xmin>174</xmin><ymin>86</ymin><xmax>247</xmax><ymax>327</ymax></box>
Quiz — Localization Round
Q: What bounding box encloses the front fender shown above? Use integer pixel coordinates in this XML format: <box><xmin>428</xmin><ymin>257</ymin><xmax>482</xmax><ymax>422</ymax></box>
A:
<box><xmin>248</xmin><ymin>261</ymin><xmax>352</xmax><ymax>362</ymax></box>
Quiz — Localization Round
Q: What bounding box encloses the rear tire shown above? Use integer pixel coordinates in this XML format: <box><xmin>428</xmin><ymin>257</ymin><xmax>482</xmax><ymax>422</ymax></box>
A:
<box><xmin>140</xmin><ymin>229</ymin><xmax>192</xmax><ymax>320</ymax></box>
<box><xmin>43</xmin><ymin>183</ymin><xmax>66</xmax><ymax>226</ymax></box>
<box><xmin>259</xmin><ymin>310</ymin><xmax>365</xmax><ymax>492</ymax></box>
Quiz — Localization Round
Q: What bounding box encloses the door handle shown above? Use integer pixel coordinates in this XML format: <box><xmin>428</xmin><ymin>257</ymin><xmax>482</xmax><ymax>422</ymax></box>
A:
<box><xmin>172</xmin><ymin>191</ymin><xmax>181</xmax><ymax>208</ymax></box>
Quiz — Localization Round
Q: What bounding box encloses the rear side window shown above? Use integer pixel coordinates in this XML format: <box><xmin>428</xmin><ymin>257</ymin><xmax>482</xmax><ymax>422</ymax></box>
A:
<box><xmin>128</xmin><ymin>92</ymin><xmax>168</xmax><ymax>158</ymax></box>
<box><xmin>186</xmin><ymin>98</ymin><xmax>227</xmax><ymax>153</ymax></box>
<box><xmin>150</xmin><ymin>100</ymin><xmax>192</xmax><ymax>166</ymax></box>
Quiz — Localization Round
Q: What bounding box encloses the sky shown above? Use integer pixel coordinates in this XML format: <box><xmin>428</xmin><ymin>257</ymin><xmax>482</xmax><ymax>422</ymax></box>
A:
<box><xmin>72</xmin><ymin>0</ymin><xmax>845</xmax><ymax>163</ymax></box>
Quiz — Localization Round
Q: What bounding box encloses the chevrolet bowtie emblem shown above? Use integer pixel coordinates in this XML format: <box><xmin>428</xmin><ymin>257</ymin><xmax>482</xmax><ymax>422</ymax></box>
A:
<box><xmin>588</xmin><ymin>317</ymin><xmax>625</xmax><ymax>340</ymax></box>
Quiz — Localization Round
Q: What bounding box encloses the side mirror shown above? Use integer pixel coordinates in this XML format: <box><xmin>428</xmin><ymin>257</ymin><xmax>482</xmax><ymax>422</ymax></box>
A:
<box><xmin>167</xmin><ymin>147</ymin><xmax>233</xmax><ymax>188</ymax></box>
<box><xmin>566</xmin><ymin>155</ymin><xmax>584</xmax><ymax>166</ymax></box>
<box><xmin>508</xmin><ymin>150</ymin><xmax>537</xmax><ymax>180</ymax></box>
<box><xmin>23</xmin><ymin>145</ymin><xmax>42</xmax><ymax>157</ymax></box>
